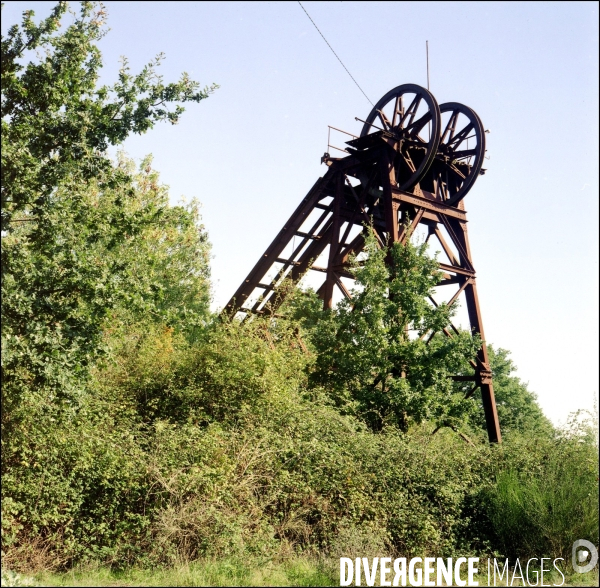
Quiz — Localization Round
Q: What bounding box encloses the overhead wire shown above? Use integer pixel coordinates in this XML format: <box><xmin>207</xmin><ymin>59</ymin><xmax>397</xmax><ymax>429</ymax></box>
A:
<box><xmin>297</xmin><ymin>1</ymin><xmax>374</xmax><ymax>107</ymax></box>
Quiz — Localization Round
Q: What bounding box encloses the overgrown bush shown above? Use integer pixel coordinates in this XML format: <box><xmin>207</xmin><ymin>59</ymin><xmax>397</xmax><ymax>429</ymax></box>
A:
<box><xmin>483</xmin><ymin>415</ymin><xmax>599</xmax><ymax>561</ymax></box>
<box><xmin>5</xmin><ymin>311</ymin><xmax>596</xmax><ymax>573</ymax></box>
<box><xmin>3</xmin><ymin>215</ymin><xmax>597</xmax><ymax>573</ymax></box>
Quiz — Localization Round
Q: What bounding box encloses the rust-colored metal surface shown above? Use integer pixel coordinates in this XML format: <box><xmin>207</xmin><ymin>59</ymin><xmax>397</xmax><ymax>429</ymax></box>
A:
<box><xmin>224</xmin><ymin>83</ymin><xmax>501</xmax><ymax>443</ymax></box>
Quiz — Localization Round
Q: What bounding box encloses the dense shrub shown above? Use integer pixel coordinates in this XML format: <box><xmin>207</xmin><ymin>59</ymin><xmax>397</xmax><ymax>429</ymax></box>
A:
<box><xmin>1</xmin><ymin>392</ymin><xmax>150</xmax><ymax>569</ymax></box>
<box><xmin>3</xmin><ymin>314</ymin><xmax>597</xmax><ymax>572</ymax></box>
<box><xmin>482</xmin><ymin>417</ymin><xmax>599</xmax><ymax>561</ymax></box>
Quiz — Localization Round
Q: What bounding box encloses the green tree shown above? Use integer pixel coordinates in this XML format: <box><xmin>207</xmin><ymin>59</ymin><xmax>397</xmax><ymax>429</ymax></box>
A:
<box><xmin>1</xmin><ymin>151</ymin><xmax>212</xmax><ymax>561</ymax></box>
<box><xmin>297</xmin><ymin>234</ymin><xmax>481</xmax><ymax>432</ymax></box>
<box><xmin>1</xmin><ymin>1</ymin><xmax>216</xmax><ymax>230</ymax></box>
<box><xmin>483</xmin><ymin>345</ymin><xmax>552</xmax><ymax>436</ymax></box>
<box><xmin>102</xmin><ymin>154</ymin><xmax>212</xmax><ymax>340</ymax></box>
<box><xmin>1</xmin><ymin>2</ymin><xmax>216</xmax><ymax>408</ymax></box>
<box><xmin>1</xmin><ymin>153</ymin><xmax>212</xmax><ymax>403</ymax></box>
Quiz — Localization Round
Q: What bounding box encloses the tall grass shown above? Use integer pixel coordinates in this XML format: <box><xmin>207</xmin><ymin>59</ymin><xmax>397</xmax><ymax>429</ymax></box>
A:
<box><xmin>4</xmin><ymin>557</ymin><xmax>599</xmax><ymax>587</ymax></box>
<box><xmin>484</xmin><ymin>418</ymin><xmax>599</xmax><ymax>560</ymax></box>
<box><xmin>8</xmin><ymin>558</ymin><xmax>336</xmax><ymax>587</ymax></box>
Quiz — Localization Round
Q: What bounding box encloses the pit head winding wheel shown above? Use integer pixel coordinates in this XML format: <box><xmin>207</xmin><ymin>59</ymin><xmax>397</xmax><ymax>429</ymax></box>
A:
<box><xmin>225</xmin><ymin>84</ymin><xmax>501</xmax><ymax>443</ymax></box>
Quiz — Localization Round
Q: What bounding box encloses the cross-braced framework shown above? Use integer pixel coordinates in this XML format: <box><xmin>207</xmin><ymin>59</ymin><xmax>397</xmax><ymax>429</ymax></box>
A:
<box><xmin>225</xmin><ymin>84</ymin><xmax>501</xmax><ymax>443</ymax></box>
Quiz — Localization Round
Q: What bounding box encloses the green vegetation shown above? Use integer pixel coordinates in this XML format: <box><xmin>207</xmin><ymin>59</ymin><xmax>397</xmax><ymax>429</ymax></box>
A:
<box><xmin>484</xmin><ymin>416</ymin><xmax>599</xmax><ymax>562</ymax></box>
<box><xmin>1</xmin><ymin>2</ymin><xmax>598</xmax><ymax>586</ymax></box>
<box><xmin>2</xmin><ymin>559</ymin><xmax>600</xmax><ymax>587</ymax></box>
<box><xmin>2</xmin><ymin>559</ymin><xmax>336</xmax><ymax>587</ymax></box>
<box><xmin>1</xmin><ymin>0</ymin><xmax>215</xmax><ymax>410</ymax></box>
<box><xmin>301</xmin><ymin>235</ymin><xmax>481</xmax><ymax>433</ymax></box>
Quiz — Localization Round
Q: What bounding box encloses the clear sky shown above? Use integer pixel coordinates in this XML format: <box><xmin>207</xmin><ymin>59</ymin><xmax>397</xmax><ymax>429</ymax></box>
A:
<box><xmin>3</xmin><ymin>1</ymin><xmax>599</xmax><ymax>425</ymax></box>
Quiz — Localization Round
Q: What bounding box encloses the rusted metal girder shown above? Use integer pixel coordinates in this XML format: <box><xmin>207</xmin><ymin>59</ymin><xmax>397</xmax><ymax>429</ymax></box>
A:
<box><xmin>224</xmin><ymin>83</ymin><xmax>501</xmax><ymax>443</ymax></box>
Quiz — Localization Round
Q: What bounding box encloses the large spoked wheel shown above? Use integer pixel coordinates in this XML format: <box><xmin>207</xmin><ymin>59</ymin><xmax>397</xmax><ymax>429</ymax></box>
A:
<box><xmin>422</xmin><ymin>102</ymin><xmax>486</xmax><ymax>206</ymax></box>
<box><xmin>360</xmin><ymin>83</ymin><xmax>441</xmax><ymax>191</ymax></box>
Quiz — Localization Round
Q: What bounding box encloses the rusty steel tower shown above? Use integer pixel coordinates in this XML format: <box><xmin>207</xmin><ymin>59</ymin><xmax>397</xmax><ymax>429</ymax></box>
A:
<box><xmin>225</xmin><ymin>83</ymin><xmax>501</xmax><ymax>443</ymax></box>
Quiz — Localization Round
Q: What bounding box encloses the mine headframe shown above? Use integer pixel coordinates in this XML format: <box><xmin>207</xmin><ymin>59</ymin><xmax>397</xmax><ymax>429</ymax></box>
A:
<box><xmin>224</xmin><ymin>83</ymin><xmax>501</xmax><ymax>443</ymax></box>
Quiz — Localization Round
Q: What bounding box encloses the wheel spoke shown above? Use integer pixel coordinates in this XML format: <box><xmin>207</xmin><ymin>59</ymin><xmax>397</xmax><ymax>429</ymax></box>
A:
<box><xmin>405</xmin><ymin>112</ymin><xmax>432</xmax><ymax>138</ymax></box>
<box><xmin>391</xmin><ymin>95</ymin><xmax>403</xmax><ymax>128</ymax></box>
<box><xmin>446</xmin><ymin>163</ymin><xmax>466</xmax><ymax>181</ymax></box>
<box><xmin>377</xmin><ymin>109</ymin><xmax>391</xmax><ymax>130</ymax></box>
<box><xmin>441</xmin><ymin>110</ymin><xmax>459</xmax><ymax>144</ymax></box>
<box><xmin>398</xmin><ymin>94</ymin><xmax>420</xmax><ymax>129</ymax></box>
<box><xmin>406</xmin><ymin>96</ymin><xmax>422</xmax><ymax>128</ymax></box>
<box><xmin>447</xmin><ymin>123</ymin><xmax>474</xmax><ymax>149</ymax></box>
<box><xmin>398</xmin><ymin>149</ymin><xmax>417</xmax><ymax>173</ymax></box>
<box><xmin>451</xmin><ymin>148</ymin><xmax>478</xmax><ymax>159</ymax></box>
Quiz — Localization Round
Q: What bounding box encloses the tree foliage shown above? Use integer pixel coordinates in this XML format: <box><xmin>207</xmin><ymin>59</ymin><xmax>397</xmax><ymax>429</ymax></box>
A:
<box><xmin>2</xmin><ymin>153</ymin><xmax>211</xmax><ymax>427</ymax></box>
<box><xmin>1</xmin><ymin>1</ymin><xmax>215</xmax><ymax>407</ymax></box>
<box><xmin>485</xmin><ymin>345</ymin><xmax>553</xmax><ymax>436</ymax></box>
<box><xmin>1</xmin><ymin>0</ymin><xmax>216</xmax><ymax>229</ymax></box>
<box><xmin>291</xmin><ymin>234</ymin><xmax>481</xmax><ymax>433</ymax></box>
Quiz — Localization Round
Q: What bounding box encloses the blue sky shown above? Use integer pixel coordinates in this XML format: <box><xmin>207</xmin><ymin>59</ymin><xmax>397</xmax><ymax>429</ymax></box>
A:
<box><xmin>2</xmin><ymin>1</ymin><xmax>598</xmax><ymax>424</ymax></box>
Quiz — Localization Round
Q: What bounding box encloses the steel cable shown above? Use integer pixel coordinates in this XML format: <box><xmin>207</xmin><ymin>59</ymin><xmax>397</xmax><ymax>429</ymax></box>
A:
<box><xmin>297</xmin><ymin>1</ymin><xmax>374</xmax><ymax>106</ymax></box>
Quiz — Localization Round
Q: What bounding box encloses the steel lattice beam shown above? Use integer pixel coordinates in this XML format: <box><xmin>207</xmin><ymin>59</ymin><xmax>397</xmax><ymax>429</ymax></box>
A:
<box><xmin>224</xmin><ymin>94</ymin><xmax>501</xmax><ymax>443</ymax></box>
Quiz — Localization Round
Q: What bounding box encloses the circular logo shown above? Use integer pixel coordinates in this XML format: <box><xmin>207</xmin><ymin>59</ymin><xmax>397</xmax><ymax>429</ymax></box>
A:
<box><xmin>572</xmin><ymin>539</ymin><xmax>598</xmax><ymax>574</ymax></box>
